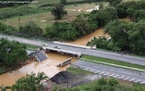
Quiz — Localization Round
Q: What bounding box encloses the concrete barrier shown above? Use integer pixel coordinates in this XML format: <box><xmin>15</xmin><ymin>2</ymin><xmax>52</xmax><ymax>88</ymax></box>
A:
<box><xmin>53</xmin><ymin>41</ymin><xmax>91</xmax><ymax>49</ymax></box>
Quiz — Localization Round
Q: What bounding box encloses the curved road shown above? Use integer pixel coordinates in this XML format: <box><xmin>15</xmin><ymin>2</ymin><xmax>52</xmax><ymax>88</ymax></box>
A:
<box><xmin>0</xmin><ymin>34</ymin><xmax>145</xmax><ymax>66</ymax></box>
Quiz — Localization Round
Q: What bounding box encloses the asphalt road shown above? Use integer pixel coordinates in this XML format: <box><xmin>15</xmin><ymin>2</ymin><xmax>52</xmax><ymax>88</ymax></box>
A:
<box><xmin>0</xmin><ymin>34</ymin><xmax>145</xmax><ymax>66</ymax></box>
<box><xmin>74</xmin><ymin>60</ymin><xmax>145</xmax><ymax>84</ymax></box>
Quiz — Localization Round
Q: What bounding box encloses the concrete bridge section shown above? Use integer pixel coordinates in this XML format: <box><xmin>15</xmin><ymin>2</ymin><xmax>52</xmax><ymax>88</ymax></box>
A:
<box><xmin>42</xmin><ymin>46</ymin><xmax>82</xmax><ymax>58</ymax></box>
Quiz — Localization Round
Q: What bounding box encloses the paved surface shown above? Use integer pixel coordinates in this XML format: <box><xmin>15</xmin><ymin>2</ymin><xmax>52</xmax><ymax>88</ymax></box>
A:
<box><xmin>73</xmin><ymin>60</ymin><xmax>145</xmax><ymax>84</ymax></box>
<box><xmin>0</xmin><ymin>34</ymin><xmax>145</xmax><ymax>66</ymax></box>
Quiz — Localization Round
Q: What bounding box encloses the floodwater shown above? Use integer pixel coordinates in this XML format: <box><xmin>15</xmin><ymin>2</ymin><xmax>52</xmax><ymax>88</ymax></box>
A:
<box><xmin>0</xmin><ymin>18</ymin><xmax>130</xmax><ymax>87</ymax></box>
<box><xmin>68</xmin><ymin>17</ymin><xmax>131</xmax><ymax>46</ymax></box>
<box><xmin>0</xmin><ymin>52</ymin><xmax>78</xmax><ymax>86</ymax></box>
<box><xmin>69</xmin><ymin>28</ymin><xmax>105</xmax><ymax>46</ymax></box>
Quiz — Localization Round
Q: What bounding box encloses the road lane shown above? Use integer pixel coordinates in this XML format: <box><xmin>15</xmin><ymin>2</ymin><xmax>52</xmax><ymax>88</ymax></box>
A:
<box><xmin>0</xmin><ymin>34</ymin><xmax>145</xmax><ymax>66</ymax></box>
<box><xmin>73</xmin><ymin>60</ymin><xmax>145</xmax><ymax>84</ymax></box>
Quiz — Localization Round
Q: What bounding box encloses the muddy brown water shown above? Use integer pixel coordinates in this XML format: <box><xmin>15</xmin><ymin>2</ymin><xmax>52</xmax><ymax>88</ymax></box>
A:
<box><xmin>69</xmin><ymin>28</ymin><xmax>105</xmax><ymax>46</ymax></box>
<box><xmin>0</xmin><ymin>29</ymin><xmax>105</xmax><ymax>87</ymax></box>
<box><xmin>0</xmin><ymin>52</ymin><xmax>78</xmax><ymax>86</ymax></box>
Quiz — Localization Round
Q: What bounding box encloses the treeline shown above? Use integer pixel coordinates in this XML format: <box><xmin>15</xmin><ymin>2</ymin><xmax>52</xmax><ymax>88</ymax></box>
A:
<box><xmin>46</xmin><ymin>6</ymin><xmax>117</xmax><ymax>40</ymax></box>
<box><xmin>52</xmin><ymin>78</ymin><xmax>145</xmax><ymax>91</ymax></box>
<box><xmin>0</xmin><ymin>22</ymin><xmax>43</xmax><ymax>38</ymax></box>
<box><xmin>1</xmin><ymin>76</ymin><xmax>145</xmax><ymax>91</ymax></box>
<box><xmin>0</xmin><ymin>38</ymin><xmax>27</xmax><ymax>74</ymax></box>
<box><xmin>115</xmin><ymin>1</ymin><xmax>145</xmax><ymax>22</ymax></box>
<box><xmin>0</xmin><ymin>6</ymin><xmax>117</xmax><ymax>40</ymax></box>
<box><xmin>0</xmin><ymin>72</ymin><xmax>48</xmax><ymax>91</ymax></box>
<box><xmin>88</xmin><ymin>19</ymin><xmax>145</xmax><ymax>55</ymax></box>
<box><xmin>0</xmin><ymin>6</ymin><xmax>50</xmax><ymax>19</ymax></box>
<box><xmin>39</xmin><ymin>0</ymin><xmax>102</xmax><ymax>8</ymax></box>
<box><xmin>87</xmin><ymin>1</ymin><xmax>145</xmax><ymax>55</ymax></box>
<box><xmin>0</xmin><ymin>0</ymin><xmax>33</xmax><ymax>8</ymax></box>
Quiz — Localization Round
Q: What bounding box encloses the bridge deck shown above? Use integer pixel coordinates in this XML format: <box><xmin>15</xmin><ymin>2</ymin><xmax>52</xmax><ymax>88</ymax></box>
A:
<box><xmin>42</xmin><ymin>46</ymin><xmax>81</xmax><ymax>57</ymax></box>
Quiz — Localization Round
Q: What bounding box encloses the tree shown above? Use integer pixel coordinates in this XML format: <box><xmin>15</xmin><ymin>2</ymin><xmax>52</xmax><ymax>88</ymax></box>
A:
<box><xmin>105</xmin><ymin>20</ymin><xmax>130</xmax><ymax>50</ymax></box>
<box><xmin>19</xmin><ymin>22</ymin><xmax>43</xmax><ymax>37</ymax></box>
<box><xmin>128</xmin><ymin>20</ymin><xmax>145</xmax><ymax>55</ymax></box>
<box><xmin>0</xmin><ymin>38</ymin><xmax>27</xmax><ymax>66</ymax></box>
<box><xmin>133</xmin><ymin>10</ymin><xmax>145</xmax><ymax>22</ymax></box>
<box><xmin>90</xmin><ymin>7</ymin><xmax>117</xmax><ymax>27</ymax></box>
<box><xmin>73</xmin><ymin>13</ymin><xmax>96</xmax><ymax>36</ymax></box>
<box><xmin>87</xmin><ymin>37</ymin><xmax>110</xmax><ymax>49</ymax></box>
<box><xmin>51</xmin><ymin>3</ymin><xmax>67</xmax><ymax>20</ymax></box>
<box><xmin>12</xmin><ymin>72</ymin><xmax>48</xmax><ymax>91</ymax></box>
<box><xmin>106</xmin><ymin>0</ymin><xmax>122</xmax><ymax>6</ymax></box>
<box><xmin>60</xmin><ymin>0</ymin><xmax>67</xmax><ymax>5</ymax></box>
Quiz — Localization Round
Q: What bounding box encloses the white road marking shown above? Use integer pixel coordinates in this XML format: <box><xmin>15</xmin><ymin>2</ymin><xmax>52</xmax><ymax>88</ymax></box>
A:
<box><xmin>134</xmin><ymin>79</ymin><xmax>140</xmax><ymax>83</ymax></box>
<box><xmin>103</xmin><ymin>73</ymin><xmax>110</xmax><ymax>76</ymax></box>
<box><xmin>118</xmin><ymin>76</ymin><xmax>124</xmax><ymax>79</ymax></box>
<box><xmin>113</xmin><ymin>75</ymin><xmax>119</xmax><ymax>78</ymax></box>
<box><xmin>129</xmin><ymin>78</ymin><xmax>135</xmax><ymax>81</ymax></box>
<box><xmin>140</xmin><ymin>81</ymin><xmax>145</xmax><ymax>84</ymax></box>
<box><xmin>95</xmin><ymin>71</ymin><xmax>100</xmax><ymax>73</ymax></box>
<box><xmin>99</xmin><ymin>72</ymin><xmax>105</xmax><ymax>74</ymax></box>
<box><xmin>109</xmin><ymin>74</ymin><xmax>114</xmax><ymax>77</ymax></box>
<box><xmin>124</xmin><ymin>77</ymin><xmax>130</xmax><ymax>80</ymax></box>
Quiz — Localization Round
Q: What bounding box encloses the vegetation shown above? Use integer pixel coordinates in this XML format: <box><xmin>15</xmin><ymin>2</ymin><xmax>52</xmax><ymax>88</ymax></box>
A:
<box><xmin>51</xmin><ymin>3</ymin><xmax>67</xmax><ymax>20</ymax></box>
<box><xmin>82</xmin><ymin>55</ymin><xmax>145</xmax><ymax>70</ymax></box>
<box><xmin>19</xmin><ymin>21</ymin><xmax>43</xmax><ymax>37</ymax></box>
<box><xmin>87</xmin><ymin>18</ymin><xmax>145</xmax><ymax>55</ymax></box>
<box><xmin>0</xmin><ymin>72</ymin><xmax>48</xmax><ymax>91</ymax></box>
<box><xmin>0</xmin><ymin>6</ymin><xmax>50</xmax><ymax>19</ymax></box>
<box><xmin>106</xmin><ymin>0</ymin><xmax>122</xmax><ymax>6</ymax></box>
<box><xmin>0</xmin><ymin>38</ymin><xmax>27</xmax><ymax>67</ymax></box>
<box><xmin>52</xmin><ymin>78</ymin><xmax>145</xmax><ymax>91</ymax></box>
<box><xmin>0</xmin><ymin>22</ymin><xmax>17</xmax><ymax>35</ymax></box>
<box><xmin>90</xmin><ymin>6</ymin><xmax>117</xmax><ymax>27</ymax></box>
<box><xmin>115</xmin><ymin>1</ymin><xmax>145</xmax><ymax>21</ymax></box>
<box><xmin>60</xmin><ymin>0</ymin><xmax>67</xmax><ymax>5</ymax></box>
<box><xmin>0</xmin><ymin>0</ymin><xmax>33</xmax><ymax>8</ymax></box>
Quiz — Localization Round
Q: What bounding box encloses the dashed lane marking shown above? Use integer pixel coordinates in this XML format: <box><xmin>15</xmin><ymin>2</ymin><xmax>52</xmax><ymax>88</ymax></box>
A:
<box><xmin>103</xmin><ymin>73</ymin><xmax>110</xmax><ymax>76</ymax></box>
<box><xmin>140</xmin><ymin>81</ymin><xmax>145</xmax><ymax>84</ymax></box>
<box><xmin>109</xmin><ymin>74</ymin><xmax>115</xmax><ymax>77</ymax></box>
<box><xmin>99</xmin><ymin>72</ymin><xmax>105</xmax><ymax>74</ymax></box>
<box><xmin>129</xmin><ymin>78</ymin><xmax>135</xmax><ymax>81</ymax></box>
<box><xmin>134</xmin><ymin>79</ymin><xmax>140</xmax><ymax>83</ymax></box>
<box><xmin>94</xmin><ymin>71</ymin><xmax>100</xmax><ymax>73</ymax></box>
<box><xmin>118</xmin><ymin>76</ymin><xmax>124</xmax><ymax>79</ymax></box>
<box><xmin>113</xmin><ymin>75</ymin><xmax>119</xmax><ymax>78</ymax></box>
<box><xmin>123</xmin><ymin>77</ymin><xmax>130</xmax><ymax>80</ymax></box>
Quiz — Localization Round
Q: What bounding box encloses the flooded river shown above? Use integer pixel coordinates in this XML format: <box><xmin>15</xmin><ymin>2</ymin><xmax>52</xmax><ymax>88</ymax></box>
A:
<box><xmin>0</xmin><ymin>52</ymin><xmax>77</xmax><ymax>86</ymax></box>
<box><xmin>69</xmin><ymin>28</ymin><xmax>105</xmax><ymax>46</ymax></box>
<box><xmin>0</xmin><ymin>17</ymin><xmax>131</xmax><ymax>87</ymax></box>
<box><xmin>0</xmin><ymin>28</ymin><xmax>105</xmax><ymax>86</ymax></box>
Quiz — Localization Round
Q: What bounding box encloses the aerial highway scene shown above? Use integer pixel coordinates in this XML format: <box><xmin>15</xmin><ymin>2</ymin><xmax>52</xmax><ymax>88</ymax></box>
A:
<box><xmin>0</xmin><ymin>0</ymin><xmax>145</xmax><ymax>91</ymax></box>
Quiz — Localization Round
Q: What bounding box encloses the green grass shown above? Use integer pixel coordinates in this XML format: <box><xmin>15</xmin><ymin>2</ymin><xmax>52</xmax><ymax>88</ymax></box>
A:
<box><xmin>0</xmin><ymin>4</ymin><xmax>85</xmax><ymax>29</ymax></box>
<box><xmin>67</xmin><ymin>66</ymin><xmax>91</xmax><ymax>75</ymax></box>
<box><xmin>25</xmin><ymin>44</ymin><xmax>39</xmax><ymax>50</ymax></box>
<box><xmin>74</xmin><ymin>80</ymin><xmax>98</xmax><ymax>91</ymax></box>
<box><xmin>81</xmin><ymin>55</ymin><xmax>145</xmax><ymax>70</ymax></box>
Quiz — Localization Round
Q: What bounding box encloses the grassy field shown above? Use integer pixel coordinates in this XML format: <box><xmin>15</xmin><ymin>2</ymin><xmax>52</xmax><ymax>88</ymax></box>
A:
<box><xmin>67</xmin><ymin>66</ymin><xmax>92</xmax><ymax>75</ymax></box>
<box><xmin>0</xmin><ymin>0</ymin><xmax>140</xmax><ymax>30</ymax></box>
<box><xmin>81</xmin><ymin>55</ymin><xmax>145</xmax><ymax>71</ymax></box>
<box><xmin>0</xmin><ymin>3</ymin><xmax>98</xmax><ymax>30</ymax></box>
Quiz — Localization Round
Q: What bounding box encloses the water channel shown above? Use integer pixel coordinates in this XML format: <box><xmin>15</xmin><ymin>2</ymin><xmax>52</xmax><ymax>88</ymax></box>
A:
<box><xmin>0</xmin><ymin>29</ymin><xmax>104</xmax><ymax>86</ymax></box>
<box><xmin>0</xmin><ymin>17</ymin><xmax>131</xmax><ymax>86</ymax></box>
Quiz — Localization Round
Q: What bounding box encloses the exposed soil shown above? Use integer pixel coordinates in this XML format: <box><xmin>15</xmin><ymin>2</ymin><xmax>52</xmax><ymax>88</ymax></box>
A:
<box><xmin>43</xmin><ymin>66</ymin><xmax>100</xmax><ymax>91</ymax></box>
